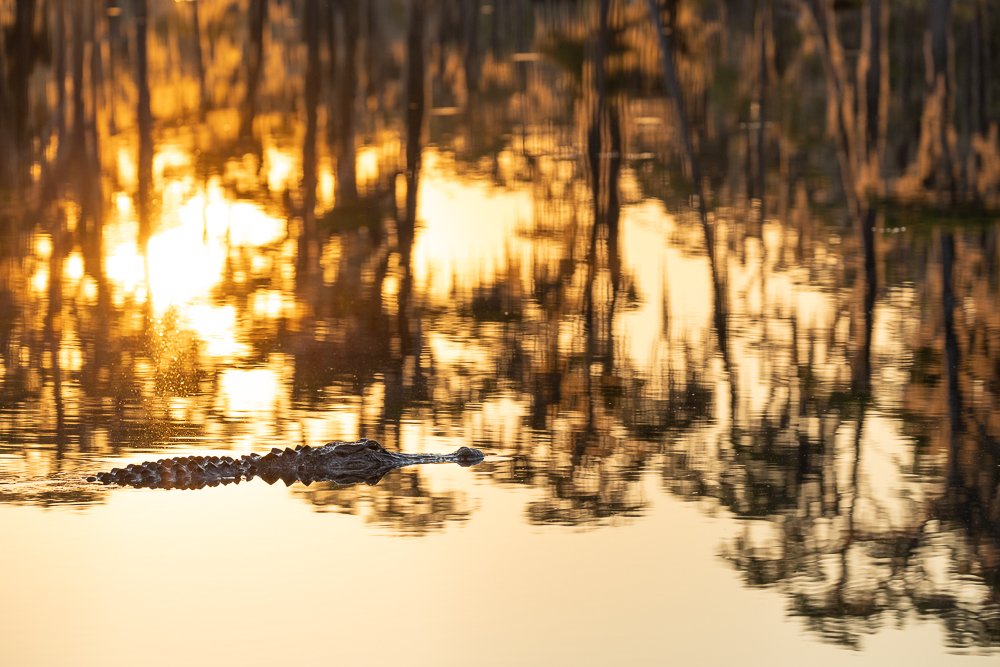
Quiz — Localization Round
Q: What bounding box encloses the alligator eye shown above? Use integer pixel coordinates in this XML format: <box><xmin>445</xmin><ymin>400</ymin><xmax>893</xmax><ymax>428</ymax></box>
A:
<box><xmin>366</xmin><ymin>440</ymin><xmax>383</xmax><ymax>451</ymax></box>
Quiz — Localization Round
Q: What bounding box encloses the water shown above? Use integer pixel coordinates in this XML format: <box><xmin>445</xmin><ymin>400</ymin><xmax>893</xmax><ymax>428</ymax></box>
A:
<box><xmin>1</xmin><ymin>1</ymin><xmax>999</xmax><ymax>664</ymax></box>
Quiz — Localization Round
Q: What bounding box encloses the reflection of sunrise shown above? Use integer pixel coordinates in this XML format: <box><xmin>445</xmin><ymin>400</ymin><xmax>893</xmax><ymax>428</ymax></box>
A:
<box><xmin>252</xmin><ymin>290</ymin><xmax>295</xmax><ymax>319</ymax></box>
<box><xmin>115</xmin><ymin>192</ymin><xmax>132</xmax><ymax>215</ymax></box>
<box><xmin>319</xmin><ymin>168</ymin><xmax>335</xmax><ymax>206</ymax></box>
<box><xmin>218</xmin><ymin>367</ymin><xmax>279</xmax><ymax>416</ymax></box>
<box><xmin>183</xmin><ymin>305</ymin><xmax>246</xmax><ymax>358</ymax></box>
<box><xmin>356</xmin><ymin>147</ymin><xmax>380</xmax><ymax>186</ymax></box>
<box><xmin>224</xmin><ymin>202</ymin><xmax>285</xmax><ymax>246</ymax></box>
<box><xmin>4</xmin><ymin>7</ymin><xmax>997</xmax><ymax>666</ymax></box>
<box><xmin>104</xmin><ymin>240</ymin><xmax>146</xmax><ymax>303</ymax></box>
<box><xmin>30</xmin><ymin>267</ymin><xmax>48</xmax><ymax>293</ymax></box>
<box><xmin>33</xmin><ymin>234</ymin><xmax>52</xmax><ymax>259</ymax></box>
<box><xmin>95</xmin><ymin>162</ymin><xmax>289</xmax><ymax>366</ymax></box>
<box><xmin>63</xmin><ymin>252</ymin><xmax>84</xmax><ymax>282</ymax></box>
<box><xmin>413</xmin><ymin>153</ymin><xmax>532</xmax><ymax>301</ymax></box>
<box><xmin>265</xmin><ymin>146</ymin><xmax>296</xmax><ymax>193</ymax></box>
<box><xmin>153</xmin><ymin>143</ymin><xmax>192</xmax><ymax>179</ymax></box>
<box><xmin>618</xmin><ymin>203</ymin><xmax>694</xmax><ymax>370</ymax></box>
<box><xmin>146</xmin><ymin>223</ymin><xmax>227</xmax><ymax>311</ymax></box>
<box><xmin>175</xmin><ymin>183</ymin><xmax>285</xmax><ymax>247</ymax></box>
<box><xmin>116</xmin><ymin>146</ymin><xmax>137</xmax><ymax>188</ymax></box>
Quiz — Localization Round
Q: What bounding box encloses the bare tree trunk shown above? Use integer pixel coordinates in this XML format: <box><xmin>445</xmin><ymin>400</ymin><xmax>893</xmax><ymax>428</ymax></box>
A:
<box><xmin>857</xmin><ymin>0</ymin><xmax>888</xmax><ymax>195</ymax></box>
<box><xmin>586</xmin><ymin>0</ymin><xmax>622</xmax><ymax>374</ymax></box>
<box><xmin>796</xmin><ymin>1</ymin><xmax>881</xmax><ymax>416</ymax></box>
<box><xmin>797</xmin><ymin>0</ymin><xmax>860</xmax><ymax>217</ymax></box>
<box><xmin>980</xmin><ymin>1</ymin><xmax>992</xmax><ymax>136</ymax></box>
<box><xmin>137</xmin><ymin>0</ymin><xmax>153</xmax><ymax>245</ymax></box>
<box><xmin>853</xmin><ymin>207</ymin><xmax>877</xmax><ymax>396</ymax></box>
<box><xmin>240</xmin><ymin>0</ymin><xmax>268</xmax><ymax>138</ymax></box>
<box><xmin>751</xmin><ymin>0</ymin><xmax>769</xmax><ymax>212</ymax></box>
<box><xmin>54</xmin><ymin>0</ymin><xmax>67</xmax><ymax>139</ymax></box>
<box><xmin>70</xmin><ymin>2</ymin><xmax>86</xmax><ymax>152</ymax></box>
<box><xmin>923</xmin><ymin>0</ymin><xmax>957</xmax><ymax>200</ymax></box>
<box><xmin>0</xmin><ymin>30</ymin><xmax>12</xmax><ymax>183</ymax></box>
<box><xmin>45</xmin><ymin>217</ymin><xmax>68</xmax><ymax>451</ymax></box>
<box><xmin>365</xmin><ymin>0</ymin><xmax>388</xmax><ymax>106</ymax></box>
<box><xmin>190</xmin><ymin>0</ymin><xmax>207</xmax><ymax>118</ymax></box>
<box><xmin>325</xmin><ymin>0</ymin><xmax>338</xmax><ymax>152</ymax></box>
<box><xmin>646</xmin><ymin>0</ymin><xmax>735</xmax><ymax>428</ymax></box>
<box><xmin>463</xmin><ymin>0</ymin><xmax>481</xmax><ymax>95</ymax></box>
<box><xmin>105</xmin><ymin>0</ymin><xmax>121</xmax><ymax>135</ymax></box>
<box><xmin>336</xmin><ymin>0</ymin><xmax>359</xmax><ymax>205</ymax></box>
<box><xmin>966</xmin><ymin>0</ymin><xmax>992</xmax><ymax>202</ymax></box>
<box><xmin>402</xmin><ymin>0</ymin><xmax>426</xmax><ymax>252</ymax></box>
<box><xmin>7</xmin><ymin>0</ymin><xmax>41</xmax><ymax>180</ymax></box>
<box><xmin>82</xmin><ymin>1</ymin><xmax>104</xmax><ymax>267</ymax></box>
<box><xmin>644</xmin><ymin>0</ymin><xmax>707</xmax><ymax>238</ymax></box>
<box><xmin>299</xmin><ymin>0</ymin><xmax>321</xmax><ymax>273</ymax></box>
<box><xmin>941</xmin><ymin>231</ymin><xmax>962</xmax><ymax>488</ymax></box>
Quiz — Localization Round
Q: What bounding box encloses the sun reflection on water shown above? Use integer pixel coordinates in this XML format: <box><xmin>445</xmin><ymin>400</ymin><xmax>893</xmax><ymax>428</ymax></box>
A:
<box><xmin>414</xmin><ymin>153</ymin><xmax>533</xmax><ymax>301</ymax></box>
<box><xmin>88</xmin><ymin>168</ymin><xmax>292</xmax><ymax>368</ymax></box>
<box><xmin>146</xmin><ymin>224</ymin><xmax>227</xmax><ymax>310</ymax></box>
<box><xmin>265</xmin><ymin>146</ymin><xmax>297</xmax><ymax>193</ymax></box>
<box><xmin>218</xmin><ymin>367</ymin><xmax>280</xmax><ymax>416</ymax></box>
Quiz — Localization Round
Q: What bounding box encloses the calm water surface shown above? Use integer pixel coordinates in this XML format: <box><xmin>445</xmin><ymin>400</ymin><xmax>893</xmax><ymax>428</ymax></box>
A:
<box><xmin>1</xmin><ymin>1</ymin><xmax>999</xmax><ymax>665</ymax></box>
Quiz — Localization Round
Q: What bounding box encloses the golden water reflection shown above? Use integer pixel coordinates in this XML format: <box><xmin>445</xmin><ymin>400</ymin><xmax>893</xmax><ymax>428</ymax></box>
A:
<box><xmin>1</xmin><ymin>0</ymin><xmax>999</xmax><ymax>660</ymax></box>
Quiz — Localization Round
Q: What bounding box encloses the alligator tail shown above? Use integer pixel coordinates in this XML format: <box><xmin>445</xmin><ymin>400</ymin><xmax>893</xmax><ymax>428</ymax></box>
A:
<box><xmin>86</xmin><ymin>454</ymin><xmax>251</xmax><ymax>490</ymax></box>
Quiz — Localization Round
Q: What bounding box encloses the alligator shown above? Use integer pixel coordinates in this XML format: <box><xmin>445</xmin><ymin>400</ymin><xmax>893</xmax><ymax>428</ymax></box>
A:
<box><xmin>87</xmin><ymin>438</ymin><xmax>485</xmax><ymax>490</ymax></box>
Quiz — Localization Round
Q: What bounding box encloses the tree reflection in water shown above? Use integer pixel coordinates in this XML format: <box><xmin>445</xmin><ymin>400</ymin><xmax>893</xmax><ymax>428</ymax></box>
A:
<box><xmin>0</xmin><ymin>0</ymin><xmax>999</xmax><ymax>650</ymax></box>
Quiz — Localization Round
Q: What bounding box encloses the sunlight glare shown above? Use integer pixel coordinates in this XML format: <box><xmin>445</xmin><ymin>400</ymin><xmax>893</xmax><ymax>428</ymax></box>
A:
<box><xmin>226</xmin><ymin>202</ymin><xmax>285</xmax><ymax>246</ymax></box>
<box><xmin>154</xmin><ymin>144</ymin><xmax>192</xmax><ymax>180</ymax></box>
<box><xmin>218</xmin><ymin>367</ymin><xmax>279</xmax><ymax>416</ymax></box>
<box><xmin>413</xmin><ymin>156</ymin><xmax>532</xmax><ymax>301</ymax></box>
<box><xmin>104</xmin><ymin>240</ymin><xmax>146</xmax><ymax>300</ymax></box>
<box><xmin>147</xmin><ymin>225</ymin><xmax>226</xmax><ymax>312</ymax></box>
<box><xmin>266</xmin><ymin>147</ymin><xmax>296</xmax><ymax>193</ymax></box>
<box><xmin>63</xmin><ymin>252</ymin><xmax>84</xmax><ymax>282</ymax></box>
<box><xmin>252</xmin><ymin>290</ymin><xmax>295</xmax><ymax>319</ymax></box>
<box><xmin>356</xmin><ymin>147</ymin><xmax>380</xmax><ymax>186</ymax></box>
<box><xmin>319</xmin><ymin>168</ymin><xmax>335</xmax><ymax>206</ymax></box>
<box><xmin>116</xmin><ymin>146</ymin><xmax>137</xmax><ymax>189</ymax></box>
<box><xmin>115</xmin><ymin>192</ymin><xmax>133</xmax><ymax>215</ymax></box>
<box><xmin>31</xmin><ymin>267</ymin><xmax>48</xmax><ymax>293</ymax></box>
<box><xmin>34</xmin><ymin>234</ymin><xmax>52</xmax><ymax>260</ymax></box>
<box><xmin>183</xmin><ymin>304</ymin><xmax>246</xmax><ymax>359</ymax></box>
